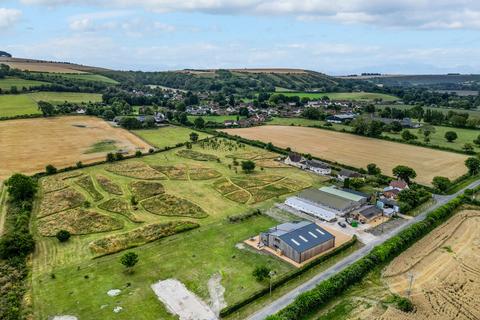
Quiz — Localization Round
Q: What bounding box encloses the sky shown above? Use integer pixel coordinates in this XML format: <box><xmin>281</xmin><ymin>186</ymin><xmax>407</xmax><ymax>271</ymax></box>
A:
<box><xmin>1</xmin><ymin>0</ymin><xmax>480</xmax><ymax>75</ymax></box>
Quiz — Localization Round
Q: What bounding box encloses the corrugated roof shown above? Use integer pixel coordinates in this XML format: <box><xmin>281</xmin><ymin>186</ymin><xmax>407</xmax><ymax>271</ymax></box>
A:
<box><xmin>298</xmin><ymin>188</ymin><xmax>356</xmax><ymax>212</ymax></box>
<box><xmin>320</xmin><ymin>186</ymin><xmax>366</xmax><ymax>202</ymax></box>
<box><xmin>278</xmin><ymin>222</ymin><xmax>334</xmax><ymax>253</ymax></box>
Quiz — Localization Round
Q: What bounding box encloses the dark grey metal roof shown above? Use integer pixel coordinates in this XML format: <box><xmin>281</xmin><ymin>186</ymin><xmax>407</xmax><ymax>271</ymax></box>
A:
<box><xmin>278</xmin><ymin>222</ymin><xmax>334</xmax><ymax>253</ymax></box>
<box><xmin>306</xmin><ymin>160</ymin><xmax>330</xmax><ymax>169</ymax></box>
<box><xmin>359</xmin><ymin>205</ymin><xmax>383</xmax><ymax>219</ymax></box>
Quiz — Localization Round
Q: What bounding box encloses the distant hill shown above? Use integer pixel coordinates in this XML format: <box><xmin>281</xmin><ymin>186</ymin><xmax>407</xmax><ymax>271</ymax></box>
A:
<box><xmin>0</xmin><ymin>51</ymin><xmax>12</xmax><ymax>58</ymax></box>
<box><xmin>0</xmin><ymin>57</ymin><xmax>110</xmax><ymax>74</ymax></box>
<box><xmin>355</xmin><ymin>74</ymin><xmax>480</xmax><ymax>90</ymax></box>
<box><xmin>100</xmin><ymin>68</ymin><xmax>371</xmax><ymax>93</ymax></box>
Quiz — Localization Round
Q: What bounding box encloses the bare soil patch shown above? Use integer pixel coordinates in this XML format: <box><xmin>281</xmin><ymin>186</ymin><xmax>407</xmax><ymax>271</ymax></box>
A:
<box><xmin>222</xmin><ymin>126</ymin><xmax>468</xmax><ymax>185</ymax></box>
<box><xmin>0</xmin><ymin>116</ymin><xmax>151</xmax><ymax>180</ymax></box>
<box><xmin>382</xmin><ymin>210</ymin><xmax>480</xmax><ymax>320</ymax></box>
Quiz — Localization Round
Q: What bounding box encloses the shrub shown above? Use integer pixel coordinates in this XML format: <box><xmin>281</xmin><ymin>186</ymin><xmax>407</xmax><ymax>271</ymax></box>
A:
<box><xmin>444</xmin><ymin>131</ymin><xmax>458</xmax><ymax>142</ymax></box>
<box><xmin>106</xmin><ymin>153</ymin><xmax>115</xmax><ymax>162</ymax></box>
<box><xmin>135</xmin><ymin>150</ymin><xmax>143</xmax><ymax>157</ymax></box>
<box><xmin>395</xmin><ymin>296</ymin><xmax>414</xmax><ymax>312</ymax></box>
<box><xmin>241</xmin><ymin>160</ymin><xmax>256</xmax><ymax>173</ymax></box>
<box><xmin>120</xmin><ymin>252</ymin><xmax>139</xmax><ymax>272</ymax></box>
<box><xmin>252</xmin><ymin>266</ymin><xmax>271</xmax><ymax>282</ymax></box>
<box><xmin>56</xmin><ymin>230</ymin><xmax>71</xmax><ymax>242</ymax></box>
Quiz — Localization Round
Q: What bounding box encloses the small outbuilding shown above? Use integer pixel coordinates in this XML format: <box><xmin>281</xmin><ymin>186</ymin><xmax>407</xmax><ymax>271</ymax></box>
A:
<box><xmin>260</xmin><ymin>221</ymin><xmax>335</xmax><ymax>263</ymax></box>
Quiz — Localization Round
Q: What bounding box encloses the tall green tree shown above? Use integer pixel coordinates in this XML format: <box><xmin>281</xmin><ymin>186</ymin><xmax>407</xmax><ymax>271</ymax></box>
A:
<box><xmin>392</xmin><ymin>165</ymin><xmax>417</xmax><ymax>183</ymax></box>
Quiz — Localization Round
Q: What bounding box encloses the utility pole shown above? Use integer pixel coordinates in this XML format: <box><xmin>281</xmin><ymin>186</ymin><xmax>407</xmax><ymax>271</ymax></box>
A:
<box><xmin>269</xmin><ymin>270</ymin><xmax>276</xmax><ymax>296</ymax></box>
<box><xmin>407</xmin><ymin>272</ymin><xmax>415</xmax><ymax>298</ymax></box>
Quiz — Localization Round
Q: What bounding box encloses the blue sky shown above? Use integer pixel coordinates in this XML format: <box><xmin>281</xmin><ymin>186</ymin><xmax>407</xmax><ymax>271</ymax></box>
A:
<box><xmin>1</xmin><ymin>0</ymin><xmax>480</xmax><ymax>74</ymax></box>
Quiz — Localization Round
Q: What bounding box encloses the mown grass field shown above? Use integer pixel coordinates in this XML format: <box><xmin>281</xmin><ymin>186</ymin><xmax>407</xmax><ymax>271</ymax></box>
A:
<box><xmin>0</xmin><ymin>92</ymin><xmax>102</xmax><ymax>117</ymax></box>
<box><xmin>31</xmin><ymin>138</ymin><xmax>327</xmax><ymax>320</ymax></box>
<box><xmin>187</xmin><ymin>115</ymin><xmax>245</xmax><ymax>123</ymax></box>
<box><xmin>276</xmin><ymin>91</ymin><xmax>399</xmax><ymax>101</ymax></box>
<box><xmin>44</xmin><ymin>73</ymin><xmax>118</xmax><ymax>84</ymax></box>
<box><xmin>376</xmin><ymin>104</ymin><xmax>480</xmax><ymax>119</ymax></box>
<box><xmin>133</xmin><ymin>126</ymin><xmax>211</xmax><ymax>149</ymax></box>
<box><xmin>0</xmin><ymin>76</ymin><xmax>50</xmax><ymax>90</ymax></box>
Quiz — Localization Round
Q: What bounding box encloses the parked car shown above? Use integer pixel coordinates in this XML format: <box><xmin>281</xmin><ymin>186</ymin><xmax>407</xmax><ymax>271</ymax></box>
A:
<box><xmin>338</xmin><ymin>221</ymin><xmax>347</xmax><ymax>228</ymax></box>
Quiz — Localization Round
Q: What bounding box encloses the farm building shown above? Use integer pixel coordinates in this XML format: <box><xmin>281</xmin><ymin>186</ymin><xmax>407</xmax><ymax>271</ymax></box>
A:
<box><xmin>326</xmin><ymin>113</ymin><xmax>356</xmax><ymax>124</ymax></box>
<box><xmin>337</xmin><ymin>169</ymin><xmax>363</xmax><ymax>181</ymax></box>
<box><xmin>260</xmin><ymin>221</ymin><xmax>335</xmax><ymax>263</ymax></box>
<box><xmin>285</xmin><ymin>187</ymin><xmax>366</xmax><ymax>220</ymax></box>
<box><xmin>284</xmin><ymin>153</ymin><xmax>331</xmax><ymax>175</ymax></box>
<box><xmin>319</xmin><ymin>186</ymin><xmax>368</xmax><ymax>204</ymax></box>
<box><xmin>354</xmin><ymin>205</ymin><xmax>383</xmax><ymax>223</ymax></box>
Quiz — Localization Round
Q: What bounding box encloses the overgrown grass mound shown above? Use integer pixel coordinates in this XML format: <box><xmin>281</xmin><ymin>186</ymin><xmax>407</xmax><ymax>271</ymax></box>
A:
<box><xmin>38</xmin><ymin>187</ymin><xmax>85</xmax><ymax>217</ymax></box>
<box><xmin>106</xmin><ymin>161</ymin><xmax>166</xmax><ymax>180</ymax></box>
<box><xmin>75</xmin><ymin>175</ymin><xmax>104</xmax><ymax>201</ymax></box>
<box><xmin>154</xmin><ymin>165</ymin><xmax>188</xmax><ymax>180</ymax></box>
<box><xmin>177</xmin><ymin>149</ymin><xmax>219</xmax><ymax>161</ymax></box>
<box><xmin>38</xmin><ymin>208</ymin><xmax>123</xmax><ymax>236</ymax></box>
<box><xmin>98</xmin><ymin>198</ymin><xmax>142</xmax><ymax>223</ymax></box>
<box><xmin>89</xmin><ymin>221</ymin><xmax>199</xmax><ymax>256</ymax></box>
<box><xmin>96</xmin><ymin>175</ymin><xmax>123</xmax><ymax>195</ymax></box>
<box><xmin>129</xmin><ymin>181</ymin><xmax>165</xmax><ymax>200</ymax></box>
<box><xmin>189</xmin><ymin>167</ymin><xmax>222</xmax><ymax>180</ymax></box>
<box><xmin>142</xmin><ymin>194</ymin><xmax>208</xmax><ymax>218</ymax></box>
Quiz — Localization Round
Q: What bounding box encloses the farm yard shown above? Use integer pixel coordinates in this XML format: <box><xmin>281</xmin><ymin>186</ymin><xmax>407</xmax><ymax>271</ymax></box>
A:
<box><xmin>0</xmin><ymin>116</ymin><xmax>151</xmax><ymax>180</ymax></box>
<box><xmin>0</xmin><ymin>92</ymin><xmax>102</xmax><ymax>117</ymax></box>
<box><xmin>30</xmin><ymin>137</ymin><xmax>326</xmax><ymax>320</ymax></box>
<box><xmin>222</xmin><ymin>125</ymin><xmax>469</xmax><ymax>186</ymax></box>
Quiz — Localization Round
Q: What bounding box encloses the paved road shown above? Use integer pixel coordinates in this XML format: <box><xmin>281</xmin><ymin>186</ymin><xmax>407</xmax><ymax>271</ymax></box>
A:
<box><xmin>247</xmin><ymin>179</ymin><xmax>480</xmax><ymax>320</ymax></box>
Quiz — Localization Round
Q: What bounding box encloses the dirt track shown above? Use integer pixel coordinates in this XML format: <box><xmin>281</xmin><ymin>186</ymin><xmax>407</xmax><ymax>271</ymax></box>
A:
<box><xmin>222</xmin><ymin>126</ymin><xmax>468</xmax><ymax>185</ymax></box>
<box><xmin>0</xmin><ymin>116</ymin><xmax>152</xmax><ymax>180</ymax></box>
<box><xmin>381</xmin><ymin>210</ymin><xmax>480</xmax><ymax>320</ymax></box>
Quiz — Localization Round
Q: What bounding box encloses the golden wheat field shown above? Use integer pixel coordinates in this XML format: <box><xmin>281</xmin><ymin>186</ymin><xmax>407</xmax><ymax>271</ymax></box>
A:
<box><xmin>222</xmin><ymin>126</ymin><xmax>469</xmax><ymax>185</ymax></box>
<box><xmin>0</xmin><ymin>116</ymin><xmax>152</xmax><ymax>180</ymax></box>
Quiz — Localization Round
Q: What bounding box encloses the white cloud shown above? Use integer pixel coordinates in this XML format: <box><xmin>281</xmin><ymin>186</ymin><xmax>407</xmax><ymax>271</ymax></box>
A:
<box><xmin>0</xmin><ymin>8</ymin><xmax>22</xmax><ymax>29</ymax></box>
<box><xmin>18</xmin><ymin>0</ymin><xmax>480</xmax><ymax>29</ymax></box>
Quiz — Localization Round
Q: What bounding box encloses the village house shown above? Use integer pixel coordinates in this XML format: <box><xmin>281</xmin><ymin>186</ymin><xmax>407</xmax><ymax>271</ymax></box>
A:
<box><xmin>353</xmin><ymin>205</ymin><xmax>383</xmax><ymax>223</ymax></box>
<box><xmin>383</xmin><ymin>179</ymin><xmax>408</xmax><ymax>199</ymax></box>
<box><xmin>337</xmin><ymin>169</ymin><xmax>363</xmax><ymax>181</ymax></box>
<box><xmin>326</xmin><ymin>113</ymin><xmax>356</xmax><ymax>123</ymax></box>
<box><xmin>284</xmin><ymin>153</ymin><xmax>331</xmax><ymax>175</ymax></box>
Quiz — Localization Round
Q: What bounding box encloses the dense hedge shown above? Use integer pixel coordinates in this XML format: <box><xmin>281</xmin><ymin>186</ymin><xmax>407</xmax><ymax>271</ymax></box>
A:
<box><xmin>266</xmin><ymin>194</ymin><xmax>469</xmax><ymax>320</ymax></box>
<box><xmin>220</xmin><ymin>236</ymin><xmax>357</xmax><ymax>317</ymax></box>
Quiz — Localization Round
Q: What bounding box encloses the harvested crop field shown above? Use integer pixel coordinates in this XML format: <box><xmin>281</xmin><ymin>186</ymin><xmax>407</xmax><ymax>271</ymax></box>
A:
<box><xmin>222</xmin><ymin>126</ymin><xmax>468</xmax><ymax>185</ymax></box>
<box><xmin>0</xmin><ymin>116</ymin><xmax>152</xmax><ymax>180</ymax></box>
<box><xmin>382</xmin><ymin>210</ymin><xmax>480</xmax><ymax>320</ymax></box>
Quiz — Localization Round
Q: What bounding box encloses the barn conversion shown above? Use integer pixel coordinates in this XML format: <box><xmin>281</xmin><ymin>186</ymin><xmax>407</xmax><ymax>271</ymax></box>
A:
<box><xmin>260</xmin><ymin>221</ymin><xmax>335</xmax><ymax>263</ymax></box>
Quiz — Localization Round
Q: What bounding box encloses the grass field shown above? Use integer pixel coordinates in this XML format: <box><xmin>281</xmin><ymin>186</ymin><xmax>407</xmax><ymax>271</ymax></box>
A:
<box><xmin>30</xmin><ymin>138</ymin><xmax>325</xmax><ymax>320</ymax></box>
<box><xmin>187</xmin><ymin>115</ymin><xmax>245</xmax><ymax>123</ymax></box>
<box><xmin>276</xmin><ymin>91</ymin><xmax>399</xmax><ymax>101</ymax></box>
<box><xmin>222</xmin><ymin>125</ymin><xmax>469</xmax><ymax>185</ymax></box>
<box><xmin>0</xmin><ymin>92</ymin><xmax>102</xmax><ymax>117</ymax></box>
<box><xmin>0</xmin><ymin>76</ymin><xmax>50</xmax><ymax>90</ymax></box>
<box><xmin>376</xmin><ymin>104</ymin><xmax>480</xmax><ymax>119</ymax></box>
<box><xmin>43</xmin><ymin>73</ymin><xmax>118</xmax><ymax>84</ymax></box>
<box><xmin>133</xmin><ymin>125</ymin><xmax>210</xmax><ymax>149</ymax></box>
<box><xmin>0</xmin><ymin>116</ymin><xmax>152</xmax><ymax>180</ymax></box>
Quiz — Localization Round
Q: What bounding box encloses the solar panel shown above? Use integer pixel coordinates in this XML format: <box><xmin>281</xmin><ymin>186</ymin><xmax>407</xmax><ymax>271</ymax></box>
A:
<box><xmin>291</xmin><ymin>239</ymin><xmax>300</xmax><ymax>246</ymax></box>
<box><xmin>308</xmin><ymin>231</ymin><xmax>318</xmax><ymax>238</ymax></box>
<box><xmin>316</xmin><ymin>228</ymin><xmax>325</xmax><ymax>235</ymax></box>
<box><xmin>299</xmin><ymin>236</ymin><xmax>308</xmax><ymax>242</ymax></box>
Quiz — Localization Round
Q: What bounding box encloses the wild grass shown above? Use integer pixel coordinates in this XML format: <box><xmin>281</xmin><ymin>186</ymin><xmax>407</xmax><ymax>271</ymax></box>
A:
<box><xmin>75</xmin><ymin>175</ymin><xmax>104</xmax><ymax>202</ymax></box>
<box><xmin>106</xmin><ymin>161</ymin><xmax>166</xmax><ymax>180</ymax></box>
<box><xmin>38</xmin><ymin>187</ymin><xmax>85</xmax><ymax>217</ymax></box>
<box><xmin>129</xmin><ymin>181</ymin><xmax>165</xmax><ymax>200</ymax></box>
<box><xmin>141</xmin><ymin>194</ymin><xmax>208</xmax><ymax>218</ymax></box>
<box><xmin>177</xmin><ymin>149</ymin><xmax>219</xmax><ymax>161</ymax></box>
<box><xmin>96</xmin><ymin>175</ymin><xmax>123</xmax><ymax>195</ymax></box>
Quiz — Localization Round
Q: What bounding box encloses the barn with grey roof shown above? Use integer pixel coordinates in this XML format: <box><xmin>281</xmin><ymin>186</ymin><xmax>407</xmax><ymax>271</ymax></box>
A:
<box><xmin>260</xmin><ymin>221</ymin><xmax>335</xmax><ymax>263</ymax></box>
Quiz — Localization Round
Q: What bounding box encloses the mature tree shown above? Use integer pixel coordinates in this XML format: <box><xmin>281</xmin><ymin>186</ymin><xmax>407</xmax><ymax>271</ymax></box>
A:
<box><xmin>56</xmin><ymin>230</ymin><xmax>71</xmax><ymax>242</ymax></box>
<box><xmin>444</xmin><ymin>131</ymin><xmax>458</xmax><ymax>142</ymax></box>
<box><xmin>419</xmin><ymin>125</ymin><xmax>436</xmax><ymax>142</ymax></box>
<box><xmin>392</xmin><ymin>165</ymin><xmax>417</xmax><ymax>183</ymax></box>
<box><xmin>432</xmin><ymin>176</ymin><xmax>451</xmax><ymax>193</ymax></box>
<box><xmin>120</xmin><ymin>252</ymin><xmax>139</xmax><ymax>273</ymax></box>
<box><xmin>349</xmin><ymin>178</ymin><xmax>366</xmax><ymax>190</ymax></box>
<box><xmin>106</xmin><ymin>153</ymin><xmax>116</xmax><ymax>162</ymax></box>
<box><xmin>465</xmin><ymin>157</ymin><xmax>480</xmax><ymax>175</ymax></box>
<box><xmin>5</xmin><ymin>174</ymin><xmax>38</xmax><ymax>202</ymax></box>
<box><xmin>194</xmin><ymin>117</ymin><xmax>205</xmax><ymax>129</ymax></box>
<box><xmin>364</xmin><ymin>104</ymin><xmax>375</xmax><ymax>114</ymax></box>
<box><xmin>366</xmin><ymin>120</ymin><xmax>384</xmax><ymax>137</ymax></box>
<box><xmin>38</xmin><ymin>101</ymin><xmax>55</xmax><ymax>117</ymax></box>
<box><xmin>0</xmin><ymin>231</ymin><xmax>35</xmax><ymax>258</ymax></box>
<box><xmin>102</xmin><ymin>109</ymin><xmax>115</xmax><ymax>121</ymax></box>
<box><xmin>301</xmin><ymin>107</ymin><xmax>322</xmax><ymax>120</ymax></box>
<box><xmin>239</xmin><ymin>107</ymin><xmax>249</xmax><ymax>117</ymax></box>
<box><xmin>45</xmin><ymin>164</ymin><xmax>57</xmax><ymax>175</ymax></box>
<box><xmin>241</xmin><ymin>160</ymin><xmax>256</xmax><ymax>173</ymax></box>
<box><xmin>401</xmin><ymin>130</ymin><xmax>417</xmax><ymax>141</ymax></box>
<box><xmin>189</xmin><ymin>132</ymin><xmax>199</xmax><ymax>142</ymax></box>
<box><xmin>367</xmin><ymin>163</ymin><xmax>381</xmax><ymax>175</ymax></box>
<box><xmin>389</xmin><ymin>121</ymin><xmax>403</xmax><ymax>133</ymax></box>
<box><xmin>252</xmin><ymin>265</ymin><xmax>271</xmax><ymax>282</ymax></box>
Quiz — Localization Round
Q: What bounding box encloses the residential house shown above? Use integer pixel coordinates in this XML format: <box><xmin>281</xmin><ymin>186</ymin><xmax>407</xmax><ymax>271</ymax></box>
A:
<box><xmin>353</xmin><ymin>205</ymin><xmax>383</xmax><ymax>223</ymax></box>
<box><xmin>337</xmin><ymin>169</ymin><xmax>363</xmax><ymax>181</ymax></box>
<box><xmin>326</xmin><ymin>113</ymin><xmax>356</xmax><ymax>124</ymax></box>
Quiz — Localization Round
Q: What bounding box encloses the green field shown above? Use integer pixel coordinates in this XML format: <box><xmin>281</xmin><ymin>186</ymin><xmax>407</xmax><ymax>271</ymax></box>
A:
<box><xmin>0</xmin><ymin>76</ymin><xmax>50</xmax><ymax>90</ymax></box>
<box><xmin>0</xmin><ymin>94</ymin><xmax>39</xmax><ymax>117</ymax></box>
<box><xmin>0</xmin><ymin>92</ymin><xmax>103</xmax><ymax>117</ymax></box>
<box><xmin>31</xmin><ymin>139</ymin><xmax>328</xmax><ymax>319</ymax></box>
<box><xmin>133</xmin><ymin>126</ymin><xmax>211</xmax><ymax>149</ymax></box>
<box><xmin>187</xmin><ymin>115</ymin><xmax>245</xmax><ymax>123</ymax></box>
<box><xmin>276</xmin><ymin>91</ymin><xmax>399</xmax><ymax>102</ymax></box>
<box><xmin>44</xmin><ymin>73</ymin><xmax>119</xmax><ymax>84</ymax></box>
<box><xmin>376</xmin><ymin>104</ymin><xmax>480</xmax><ymax>119</ymax></box>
